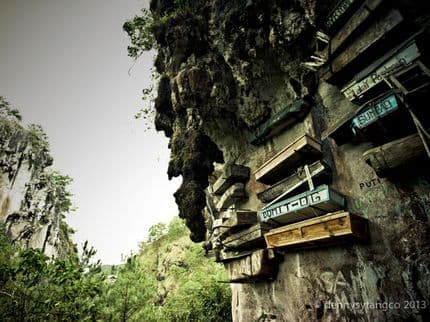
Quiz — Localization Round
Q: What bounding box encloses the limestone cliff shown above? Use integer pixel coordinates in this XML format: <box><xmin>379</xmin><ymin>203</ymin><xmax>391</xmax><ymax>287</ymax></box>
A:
<box><xmin>145</xmin><ymin>1</ymin><xmax>430</xmax><ymax>320</ymax></box>
<box><xmin>0</xmin><ymin>97</ymin><xmax>74</xmax><ymax>258</ymax></box>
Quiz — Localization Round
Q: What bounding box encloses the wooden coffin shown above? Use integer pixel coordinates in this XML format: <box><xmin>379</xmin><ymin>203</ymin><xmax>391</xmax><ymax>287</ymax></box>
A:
<box><xmin>341</xmin><ymin>33</ymin><xmax>423</xmax><ymax>104</ymax></box>
<box><xmin>211</xmin><ymin>163</ymin><xmax>250</xmax><ymax>195</ymax></box>
<box><xmin>247</xmin><ymin>98</ymin><xmax>311</xmax><ymax>145</ymax></box>
<box><xmin>254</xmin><ymin>135</ymin><xmax>322</xmax><ymax>185</ymax></box>
<box><xmin>215</xmin><ymin>210</ymin><xmax>258</xmax><ymax>240</ymax></box>
<box><xmin>224</xmin><ymin>249</ymin><xmax>281</xmax><ymax>282</ymax></box>
<box><xmin>325</xmin><ymin>0</ymin><xmax>363</xmax><ymax>32</ymax></box>
<box><xmin>386</xmin><ymin>61</ymin><xmax>430</xmax><ymax>96</ymax></box>
<box><xmin>362</xmin><ymin>133</ymin><xmax>427</xmax><ymax>177</ymax></box>
<box><xmin>264</xmin><ymin>211</ymin><xmax>369</xmax><ymax>250</ymax></box>
<box><xmin>259</xmin><ymin>185</ymin><xmax>345</xmax><ymax>225</ymax></box>
<box><xmin>216</xmin><ymin>183</ymin><xmax>247</xmax><ymax>211</ymax></box>
<box><xmin>350</xmin><ymin>92</ymin><xmax>400</xmax><ymax>134</ymax></box>
<box><xmin>257</xmin><ymin>160</ymin><xmax>331</xmax><ymax>203</ymax></box>
<box><xmin>320</xmin><ymin>8</ymin><xmax>404</xmax><ymax>83</ymax></box>
<box><xmin>322</xmin><ymin>0</ymin><xmax>384</xmax><ymax>58</ymax></box>
<box><xmin>222</xmin><ymin>222</ymin><xmax>275</xmax><ymax>250</ymax></box>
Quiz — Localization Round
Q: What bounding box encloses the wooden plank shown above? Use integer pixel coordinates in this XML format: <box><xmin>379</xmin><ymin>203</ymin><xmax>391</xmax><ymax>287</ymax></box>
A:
<box><xmin>259</xmin><ymin>185</ymin><xmax>345</xmax><ymax>225</ymax></box>
<box><xmin>362</xmin><ymin>133</ymin><xmax>426</xmax><ymax>177</ymax></box>
<box><xmin>212</xmin><ymin>164</ymin><xmax>250</xmax><ymax>195</ymax></box>
<box><xmin>341</xmin><ymin>35</ymin><xmax>422</xmax><ymax>103</ymax></box>
<box><xmin>321</xmin><ymin>9</ymin><xmax>404</xmax><ymax>82</ymax></box>
<box><xmin>351</xmin><ymin>93</ymin><xmax>399</xmax><ymax>133</ymax></box>
<box><xmin>264</xmin><ymin>211</ymin><xmax>369</xmax><ymax>249</ymax></box>
<box><xmin>254</xmin><ymin>134</ymin><xmax>322</xmax><ymax>185</ymax></box>
<box><xmin>322</xmin><ymin>0</ymin><xmax>384</xmax><ymax>58</ymax></box>
<box><xmin>257</xmin><ymin>160</ymin><xmax>331</xmax><ymax>203</ymax></box>
<box><xmin>247</xmin><ymin>99</ymin><xmax>311</xmax><ymax>145</ymax></box>
<box><xmin>325</xmin><ymin>0</ymin><xmax>361</xmax><ymax>30</ymax></box>
<box><xmin>224</xmin><ymin>249</ymin><xmax>281</xmax><ymax>282</ymax></box>
<box><xmin>222</xmin><ymin>222</ymin><xmax>275</xmax><ymax>250</ymax></box>
<box><xmin>215</xmin><ymin>183</ymin><xmax>247</xmax><ymax>211</ymax></box>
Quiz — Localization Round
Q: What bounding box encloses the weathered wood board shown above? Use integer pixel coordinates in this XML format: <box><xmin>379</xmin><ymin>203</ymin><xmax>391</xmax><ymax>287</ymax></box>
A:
<box><xmin>362</xmin><ymin>133</ymin><xmax>427</xmax><ymax>177</ymax></box>
<box><xmin>212</xmin><ymin>164</ymin><xmax>250</xmax><ymax>195</ymax></box>
<box><xmin>254</xmin><ymin>135</ymin><xmax>322</xmax><ymax>185</ymax></box>
<box><xmin>216</xmin><ymin>183</ymin><xmax>247</xmax><ymax>211</ymax></box>
<box><xmin>351</xmin><ymin>93</ymin><xmax>399</xmax><ymax>133</ymax></box>
<box><xmin>341</xmin><ymin>35</ymin><xmax>422</xmax><ymax>103</ymax></box>
<box><xmin>320</xmin><ymin>8</ymin><xmax>404</xmax><ymax>82</ymax></box>
<box><xmin>264</xmin><ymin>211</ymin><xmax>369</xmax><ymax>249</ymax></box>
<box><xmin>222</xmin><ymin>222</ymin><xmax>275</xmax><ymax>250</ymax></box>
<box><xmin>247</xmin><ymin>99</ymin><xmax>311</xmax><ymax>145</ymax></box>
<box><xmin>257</xmin><ymin>160</ymin><xmax>331</xmax><ymax>203</ymax></box>
<box><xmin>224</xmin><ymin>249</ymin><xmax>281</xmax><ymax>282</ymax></box>
<box><xmin>259</xmin><ymin>185</ymin><xmax>345</xmax><ymax>225</ymax></box>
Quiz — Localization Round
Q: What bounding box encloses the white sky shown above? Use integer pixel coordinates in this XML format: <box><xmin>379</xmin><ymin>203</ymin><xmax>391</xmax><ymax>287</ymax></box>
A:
<box><xmin>0</xmin><ymin>0</ymin><xmax>181</xmax><ymax>264</ymax></box>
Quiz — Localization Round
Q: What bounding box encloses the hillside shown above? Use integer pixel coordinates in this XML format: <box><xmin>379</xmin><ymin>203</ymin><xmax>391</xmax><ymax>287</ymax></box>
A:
<box><xmin>103</xmin><ymin>216</ymin><xmax>232</xmax><ymax>322</ymax></box>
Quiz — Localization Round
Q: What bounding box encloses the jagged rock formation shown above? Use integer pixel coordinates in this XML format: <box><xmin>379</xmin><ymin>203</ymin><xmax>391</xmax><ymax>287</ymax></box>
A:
<box><xmin>148</xmin><ymin>0</ymin><xmax>430</xmax><ymax>321</ymax></box>
<box><xmin>0</xmin><ymin>98</ymin><xmax>74</xmax><ymax>258</ymax></box>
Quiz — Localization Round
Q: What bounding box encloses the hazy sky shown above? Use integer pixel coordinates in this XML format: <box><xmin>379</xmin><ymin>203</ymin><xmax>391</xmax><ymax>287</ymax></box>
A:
<box><xmin>0</xmin><ymin>0</ymin><xmax>181</xmax><ymax>264</ymax></box>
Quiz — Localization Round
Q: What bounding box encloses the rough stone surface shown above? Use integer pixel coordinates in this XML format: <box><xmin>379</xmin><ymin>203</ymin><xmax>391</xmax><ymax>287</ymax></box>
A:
<box><xmin>0</xmin><ymin>102</ymin><xmax>74</xmax><ymax>258</ymax></box>
<box><xmin>149</xmin><ymin>0</ymin><xmax>430</xmax><ymax>320</ymax></box>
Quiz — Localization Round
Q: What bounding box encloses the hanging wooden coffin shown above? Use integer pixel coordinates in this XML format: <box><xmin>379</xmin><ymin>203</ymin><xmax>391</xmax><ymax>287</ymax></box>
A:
<box><xmin>247</xmin><ymin>98</ymin><xmax>311</xmax><ymax>146</ymax></box>
<box><xmin>215</xmin><ymin>210</ymin><xmax>258</xmax><ymax>240</ymax></box>
<box><xmin>224</xmin><ymin>249</ymin><xmax>281</xmax><ymax>282</ymax></box>
<box><xmin>259</xmin><ymin>185</ymin><xmax>345</xmax><ymax>225</ymax></box>
<box><xmin>350</xmin><ymin>93</ymin><xmax>399</xmax><ymax>134</ymax></box>
<box><xmin>362</xmin><ymin>132</ymin><xmax>427</xmax><ymax>177</ymax></box>
<box><xmin>254</xmin><ymin>134</ymin><xmax>322</xmax><ymax>185</ymax></box>
<box><xmin>320</xmin><ymin>8</ymin><xmax>404</xmax><ymax>83</ymax></box>
<box><xmin>264</xmin><ymin>211</ymin><xmax>369</xmax><ymax>250</ymax></box>
<box><xmin>325</xmin><ymin>0</ymin><xmax>363</xmax><ymax>32</ymax></box>
<box><xmin>222</xmin><ymin>222</ymin><xmax>275</xmax><ymax>250</ymax></box>
<box><xmin>257</xmin><ymin>160</ymin><xmax>332</xmax><ymax>203</ymax></box>
<box><xmin>322</xmin><ymin>0</ymin><xmax>384</xmax><ymax>57</ymax></box>
<box><xmin>211</xmin><ymin>164</ymin><xmax>250</xmax><ymax>195</ymax></box>
<box><xmin>341</xmin><ymin>33</ymin><xmax>424</xmax><ymax>104</ymax></box>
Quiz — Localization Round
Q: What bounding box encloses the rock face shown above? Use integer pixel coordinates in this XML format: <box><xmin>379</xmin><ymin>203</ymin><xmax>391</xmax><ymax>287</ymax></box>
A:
<box><xmin>148</xmin><ymin>0</ymin><xmax>430</xmax><ymax>320</ymax></box>
<box><xmin>0</xmin><ymin>98</ymin><xmax>74</xmax><ymax>258</ymax></box>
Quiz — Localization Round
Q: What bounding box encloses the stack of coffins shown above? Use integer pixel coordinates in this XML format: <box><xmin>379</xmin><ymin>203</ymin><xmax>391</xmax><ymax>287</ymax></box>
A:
<box><xmin>207</xmin><ymin>164</ymin><xmax>282</xmax><ymax>282</ymax></box>
<box><xmin>310</xmin><ymin>0</ymin><xmax>430</xmax><ymax>172</ymax></box>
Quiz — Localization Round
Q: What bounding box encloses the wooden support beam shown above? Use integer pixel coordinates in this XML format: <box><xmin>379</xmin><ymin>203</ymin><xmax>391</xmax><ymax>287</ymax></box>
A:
<box><xmin>224</xmin><ymin>249</ymin><xmax>282</xmax><ymax>282</ymax></box>
<box><xmin>215</xmin><ymin>183</ymin><xmax>247</xmax><ymax>211</ymax></box>
<box><xmin>222</xmin><ymin>222</ymin><xmax>275</xmax><ymax>250</ymax></box>
<box><xmin>212</xmin><ymin>164</ymin><xmax>250</xmax><ymax>195</ymax></box>
<box><xmin>254</xmin><ymin>134</ymin><xmax>322</xmax><ymax>185</ymax></box>
<box><xmin>257</xmin><ymin>160</ymin><xmax>331</xmax><ymax>203</ymax></box>
<box><xmin>264</xmin><ymin>211</ymin><xmax>369</xmax><ymax>250</ymax></box>
<box><xmin>362</xmin><ymin>133</ymin><xmax>426</xmax><ymax>177</ymax></box>
<box><xmin>247</xmin><ymin>98</ymin><xmax>311</xmax><ymax>146</ymax></box>
<box><xmin>259</xmin><ymin>185</ymin><xmax>345</xmax><ymax>225</ymax></box>
<box><xmin>320</xmin><ymin>9</ymin><xmax>404</xmax><ymax>82</ymax></box>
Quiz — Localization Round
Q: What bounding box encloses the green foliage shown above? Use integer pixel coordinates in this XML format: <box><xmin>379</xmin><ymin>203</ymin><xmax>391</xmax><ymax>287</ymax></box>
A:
<box><xmin>0</xmin><ymin>229</ymin><xmax>106</xmax><ymax>322</ymax></box>
<box><xmin>123</xmin><ymin>8</ymin><xmax>155</xmax><ymax>59</ymax></box>
<box><xmin>0</xmin><ymin>216</ymin><xmax>232</xmax><ymax>321</ymax></box>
